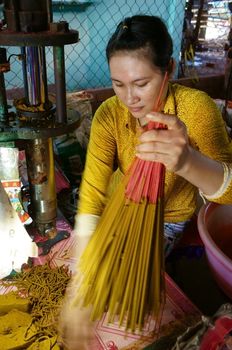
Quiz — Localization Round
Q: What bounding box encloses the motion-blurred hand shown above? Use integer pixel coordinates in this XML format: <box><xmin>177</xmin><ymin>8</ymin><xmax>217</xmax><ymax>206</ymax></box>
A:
<box><xmin>58</xmin><ymin>281</ymin><xmax>96</xmax><ymax>350</ymax></box>
<box><xmin>58</xmin><ymin>220</ymin><xmax>99</xmax><ymax>349</ymax></box>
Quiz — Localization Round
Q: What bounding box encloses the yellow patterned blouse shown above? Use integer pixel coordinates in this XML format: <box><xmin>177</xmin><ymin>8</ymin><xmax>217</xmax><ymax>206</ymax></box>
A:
<box><xmin>78</xmin><ymin>83</ymin><xmax>232</xmax><ymax>223</ymax></box>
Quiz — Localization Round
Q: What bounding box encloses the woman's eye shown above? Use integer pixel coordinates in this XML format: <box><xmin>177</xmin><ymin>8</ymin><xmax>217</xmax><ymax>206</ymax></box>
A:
<box><xmin>136</xmin><ymin>82</ymin><xmax>148</xmax><ymax>87</ymax></box>
<box><xmin>113</xmin><ymin>82</ymin><xmax>123</xmax><ymax>88</ymax></box>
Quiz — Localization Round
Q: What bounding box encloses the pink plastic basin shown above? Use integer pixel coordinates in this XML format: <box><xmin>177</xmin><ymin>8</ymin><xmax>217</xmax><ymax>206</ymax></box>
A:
<box><xmin>197</xmin><ymin>202</ymin><xmax>232</xmax><ymax>300</ymax></box>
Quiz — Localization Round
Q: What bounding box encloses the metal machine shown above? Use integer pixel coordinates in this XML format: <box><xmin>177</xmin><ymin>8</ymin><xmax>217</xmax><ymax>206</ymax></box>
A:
<box><xmin>0</xmin><ymin>0</ymin><xmax>80</xmax><ymax>244</ymax></box>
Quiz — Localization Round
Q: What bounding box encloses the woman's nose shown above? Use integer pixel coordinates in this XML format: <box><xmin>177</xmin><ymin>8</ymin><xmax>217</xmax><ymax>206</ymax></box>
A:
<box><xmin>125</xmin><ymin>88</ymin><xmax>139</xmax><ymax>105</ymax></box>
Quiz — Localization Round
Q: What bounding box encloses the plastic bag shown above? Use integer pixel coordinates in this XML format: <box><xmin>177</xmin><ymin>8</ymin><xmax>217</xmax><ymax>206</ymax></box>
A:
<box><xmin>171</xmin><ymin>303</ymin><xmax>232</xmax><ymax>350</ymax></box>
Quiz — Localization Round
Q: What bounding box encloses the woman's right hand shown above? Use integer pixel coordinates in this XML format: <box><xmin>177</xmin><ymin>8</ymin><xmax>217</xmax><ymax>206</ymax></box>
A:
<box><xmin>57</xmin><ymin>232</ymin><xmax>96</xmax><ymax>349</ymax></box>
<box><xmin>58</xmin><ymin>280</ymin><xmax>96</xmax><ymax>350</ymax></box>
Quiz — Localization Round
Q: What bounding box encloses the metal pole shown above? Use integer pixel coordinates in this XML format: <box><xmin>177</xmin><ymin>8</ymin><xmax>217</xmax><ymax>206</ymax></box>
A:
<box><xmin>0</xmin><ymin>73</ymin><xmax>8</xmax><ymax>123</ymax></box>
<box><xmin>53</xmin><ymin>45</ymin><xmax>67</xmax><ymax>124</ymax></box>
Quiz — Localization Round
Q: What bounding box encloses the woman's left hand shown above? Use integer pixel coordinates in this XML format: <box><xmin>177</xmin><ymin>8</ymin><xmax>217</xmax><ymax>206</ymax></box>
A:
<box><xmin>136</xmin><ymin>111</ymin><xmax>191</xmax><ymax>172</ymax></box>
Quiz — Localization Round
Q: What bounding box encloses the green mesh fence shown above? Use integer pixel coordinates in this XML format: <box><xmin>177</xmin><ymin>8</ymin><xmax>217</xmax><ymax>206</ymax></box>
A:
<box><xmin>0</xmin><ymin>0</ymin><xmax>230</xmax><ymax>92</ymax></box>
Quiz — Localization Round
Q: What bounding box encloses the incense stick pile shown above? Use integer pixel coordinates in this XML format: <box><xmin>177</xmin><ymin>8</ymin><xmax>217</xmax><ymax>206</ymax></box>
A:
<box><xmin>1</xmin><ymin>264</ymin><xmax>71</xmax><ymax>336</ymax></box>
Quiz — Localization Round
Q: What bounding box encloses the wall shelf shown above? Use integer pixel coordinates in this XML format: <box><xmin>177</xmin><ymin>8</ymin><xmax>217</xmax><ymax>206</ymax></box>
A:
<box><xmin>52</xmin><ymin>1</ymin><xmax>93</xmax><ymax>12</ymax></box>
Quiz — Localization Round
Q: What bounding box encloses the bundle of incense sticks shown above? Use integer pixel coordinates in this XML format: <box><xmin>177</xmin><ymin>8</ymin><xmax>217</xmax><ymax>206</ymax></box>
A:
<box><xmin>76</xmin><ymin>73</ymin><xmax>168</xmax><ymax>332</ymax></box>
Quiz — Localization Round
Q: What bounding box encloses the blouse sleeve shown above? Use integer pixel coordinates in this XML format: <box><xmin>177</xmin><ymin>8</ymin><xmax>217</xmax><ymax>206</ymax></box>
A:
<box><xmin>186</xmin><ymin>91</ymin><xmax>232</xmax><ymax>204</ymax></box>
<box><xmin>77</xmin><ymin>100</ymin><xmax>117</xmax><ymax>216</ymax></box>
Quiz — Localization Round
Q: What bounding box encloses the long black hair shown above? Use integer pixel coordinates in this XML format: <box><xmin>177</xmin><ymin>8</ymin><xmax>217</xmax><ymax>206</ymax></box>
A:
<box><xmin>106</xmin><ymin>15</ymin><xmax>173</xmax><ymax>73</ymax></box>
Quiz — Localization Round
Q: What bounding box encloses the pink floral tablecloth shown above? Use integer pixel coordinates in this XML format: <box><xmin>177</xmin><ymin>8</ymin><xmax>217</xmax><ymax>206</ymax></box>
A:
<box><xmin>0</xmin><ymin>218</ymin><xmax>202</xmax><ymax>349</ymax></box>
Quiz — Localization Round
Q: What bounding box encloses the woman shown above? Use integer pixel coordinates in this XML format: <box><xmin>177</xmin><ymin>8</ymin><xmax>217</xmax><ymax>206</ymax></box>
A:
<box><xmin>76</xmin><ymin>15</ymin><xmax>232</xmax><ymax>256</ymax></box>
<box><xmin>60</xmin><ymin>15</ymin><xmax>232</xmax><ymax>348</ymax></box>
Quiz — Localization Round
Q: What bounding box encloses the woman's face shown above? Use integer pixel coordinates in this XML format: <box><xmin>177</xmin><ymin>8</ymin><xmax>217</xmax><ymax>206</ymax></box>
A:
<box><xmin>109</xmin><ymin>51</ymin><xmax>168</xmax><ymax>120</ymax></box>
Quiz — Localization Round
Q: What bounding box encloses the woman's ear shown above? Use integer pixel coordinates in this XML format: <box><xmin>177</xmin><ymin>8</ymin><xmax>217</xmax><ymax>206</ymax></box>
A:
<box><xmin>168</xmin><ymin>58</ymin><xmax>176</xmax><ymax>78</ymax></box>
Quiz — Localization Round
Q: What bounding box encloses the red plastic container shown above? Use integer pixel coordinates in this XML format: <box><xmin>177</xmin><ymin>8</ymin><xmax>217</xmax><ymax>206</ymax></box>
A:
<box><xmin>197</xmin><ymin>202</ymin><xmax>232</xmax><ymax>300</ymax></box>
